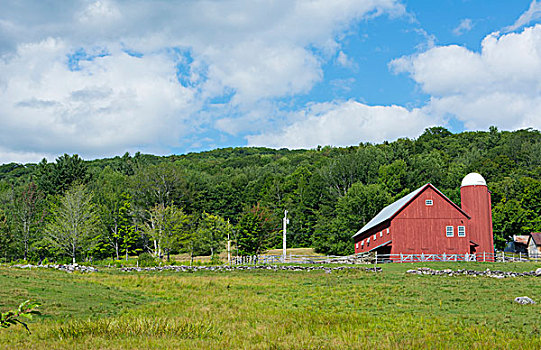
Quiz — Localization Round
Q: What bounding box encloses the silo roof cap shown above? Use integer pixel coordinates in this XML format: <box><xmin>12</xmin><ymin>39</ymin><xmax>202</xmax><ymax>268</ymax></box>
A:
<box><xmin>461</xmin><ymin>173</ymin><xmax>486</xmax><ymax>187</ymax></box>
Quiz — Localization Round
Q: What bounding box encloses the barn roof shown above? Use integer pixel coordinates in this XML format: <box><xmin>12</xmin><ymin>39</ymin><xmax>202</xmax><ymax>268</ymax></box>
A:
<box><xmin>352</xmin><ymin>183</ymin><xmax>469</xmax><ymax>239</ymax></box>
<box><xmin>529</xmin><ymin>233</ymin><xmax>541</xmax><ymax>246</ymax></box>
<box><xmin>513</xmin><ymin>235</ymin><xmax>530</xmax><ymax>245</ymax></box>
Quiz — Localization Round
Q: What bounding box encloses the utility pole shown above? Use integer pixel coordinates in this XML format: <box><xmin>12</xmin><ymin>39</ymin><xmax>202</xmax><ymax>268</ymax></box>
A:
<box><xmin>227</xmin><ymin>219</ymin><xmax>231</xmax><ymax>265</ymax></box>
<box><xmin>282</xmin><ymin>210</ymin><xmax>288</xmax><ymax>263</ymax></box>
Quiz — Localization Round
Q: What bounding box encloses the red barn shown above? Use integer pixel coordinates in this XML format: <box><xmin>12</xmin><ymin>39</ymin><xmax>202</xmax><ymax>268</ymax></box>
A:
<box><xmin>352</xmin><ymin>173</ymin><xmax>494</xmax><ymax>261</ymax></box>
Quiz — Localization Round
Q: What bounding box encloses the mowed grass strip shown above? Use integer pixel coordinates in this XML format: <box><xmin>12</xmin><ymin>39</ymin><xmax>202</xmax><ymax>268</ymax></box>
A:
<box><xmin>0</xmin><ymin>267</ymin><xmax>148</xmax><ymax>320</ymax></box>
<box><xmin>0</xmin><ymin>263</ymin><xmax>540</xmax><ymax>349</ymax></box>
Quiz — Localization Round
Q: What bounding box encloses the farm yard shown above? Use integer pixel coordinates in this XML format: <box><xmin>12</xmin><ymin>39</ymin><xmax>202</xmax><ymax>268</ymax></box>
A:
<box><xmin>3</xmin><ymin>1</ymin><xmax>541</xmax><ymax>349</ymax></box>
<box><xmin>1</xmin><ymin>262</ymin><xmax>540</xmax><ymax>349</ymax></box>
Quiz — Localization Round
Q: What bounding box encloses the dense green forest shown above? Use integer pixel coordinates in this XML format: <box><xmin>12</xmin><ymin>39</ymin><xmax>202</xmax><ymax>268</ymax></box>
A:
<box><xmin>0</xmin><ymin>126</ymin><xmax>540</xmax><ymax>263</ymax></box>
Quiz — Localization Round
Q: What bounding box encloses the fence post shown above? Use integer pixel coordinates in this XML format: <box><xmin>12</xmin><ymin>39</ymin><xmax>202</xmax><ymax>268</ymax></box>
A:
<box><xmin>375</xmin><ymin>251</ymin><xmax>378</xmax><ymax>265</ymax></box>
<box><xmin>502</xmin><ymin>251</ymin><xmax>504</xmax><ymax>262</ymax></box>
<box><xmin>400</xmin><ymin>253</ymin><xmax>403</xmax><ymax>263</ymax></box>
<box><xmin>483</xmin><ymin>251</ymin><xmax>486</xmax><ymax>262</ymax></box>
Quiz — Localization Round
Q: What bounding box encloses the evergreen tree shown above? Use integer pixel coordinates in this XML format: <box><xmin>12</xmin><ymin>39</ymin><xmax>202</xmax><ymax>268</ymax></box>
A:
<box><xmin>118</xmin><ymin>194</ymin><xmax>139</xmax><ymax>260</ymax></box>
<box><xmin>36</xmin><ymin>154</ymin><xmax>88</xmax><ymax>195</ymax></box>
<box><xmin>0</xmin><ymin>208</ymin><xmax>14</xmax><ymax>261</ymax></box>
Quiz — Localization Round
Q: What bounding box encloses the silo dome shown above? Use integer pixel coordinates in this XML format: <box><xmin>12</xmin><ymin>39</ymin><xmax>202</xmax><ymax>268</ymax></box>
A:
<box><xmin>461</xmin><ymin>173</ymin><xmax>486</xmax><ymax>187</ymax></box>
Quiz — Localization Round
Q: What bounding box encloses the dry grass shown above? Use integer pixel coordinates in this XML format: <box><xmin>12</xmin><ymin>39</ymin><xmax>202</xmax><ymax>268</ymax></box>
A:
<box><xmin>170</xmin><ymin>247</ymin><xmax>321</xmax><ymax>263</ymax></box>
<box><xmin>263</xmin><ymin>247</ymin><xmax>320</xmax><ymax>256</ymax></box>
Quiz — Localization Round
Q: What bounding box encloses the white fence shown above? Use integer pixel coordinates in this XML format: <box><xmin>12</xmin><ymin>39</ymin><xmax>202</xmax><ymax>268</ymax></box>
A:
<box><xmin>230</xmin><ymin>251</ymin><xmax>541</xmax><ymax>265</ymax></box>
<box><xmin>230</xmin><ymin>254</ymin><xmax>345</xmax><ymax>265</ymax></box>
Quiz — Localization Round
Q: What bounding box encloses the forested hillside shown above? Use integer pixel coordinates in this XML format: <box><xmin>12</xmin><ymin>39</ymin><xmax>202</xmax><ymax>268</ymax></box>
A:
<box><xmin>0</xmin><ymin>127</ymin><xmax>540</xmax><ymax>262</ymax></box>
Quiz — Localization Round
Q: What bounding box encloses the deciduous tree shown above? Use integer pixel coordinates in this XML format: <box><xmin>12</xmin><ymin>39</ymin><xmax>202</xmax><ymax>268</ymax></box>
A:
<box><xmin>236</xmin><ymin>204</ymin><xmax>277</xmax><ymax>256</ymax></box>
<box><xmin>11</xmin><ymin>182</ymin><xmax>46</xmax><ymax>260</ymax></box>
<box><xmin>144</xmin><ymin>203</ymin><xmax>191</xmax><ymax>260</ymax></box>
<box><xmin>45</xmin><ymin>184</ymin><xmax>100</xmax><ymax>263</ymax></box>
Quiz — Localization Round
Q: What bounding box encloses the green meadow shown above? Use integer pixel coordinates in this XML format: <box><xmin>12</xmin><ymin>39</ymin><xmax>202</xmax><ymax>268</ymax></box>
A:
<box><xmin>1</xmin><ymin>262</ymin><xmax>540</xmax><ymax>349</ymax></box>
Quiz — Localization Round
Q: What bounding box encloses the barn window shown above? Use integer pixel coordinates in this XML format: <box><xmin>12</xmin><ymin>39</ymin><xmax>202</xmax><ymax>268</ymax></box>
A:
<box><xmin>425</xmin><ymin>199</ymin><xmax>433</xmax><ymax>206</ymax></box>
<box><xmin>367</xmin><ymin>237</ymin><xmax>370</xmax><ymax>245</ymax></box>
<box><xmin>380</xmin><ymin>231</ymin><xmax>383</xmax><ymax>237</ymax></box>
<box><xmin>387</xmin><ymin>228</ymin><xmax>390</xmax><ymax>234</ymax></box>
<box><xmin>361</xmin><ymin>240</ymin><xmax>364</xmax><ymax>246</ymax></box>
<box><xmin>446</xmin><ymin>226</ymin><xmax>454</xmax><ymax>237</ymax></box>
<box><xmin>373</xmin><ymin>234</ymin><xmax>377</xmax><ymax>241</ymax></box>
<box><xmin>458</xmin><ymin>226</ymin><xmax>466</xmax><ymax>237</ymax></box>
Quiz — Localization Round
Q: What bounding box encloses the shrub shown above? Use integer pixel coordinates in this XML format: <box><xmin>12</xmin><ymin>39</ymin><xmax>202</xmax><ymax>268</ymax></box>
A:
<box><xmin>210</xmin><ymin>255</ymin><xmax>222</xmax><ymax>265</ymax></box>
<box><xmin>57</xmin><ymin>257</ymin><xmax>72</xmax><ymax>265</ymax></box>
<box><xmin>138</xmin><ymin>253</ymin><xmax>157</xmax><ymax>267</ymax></box>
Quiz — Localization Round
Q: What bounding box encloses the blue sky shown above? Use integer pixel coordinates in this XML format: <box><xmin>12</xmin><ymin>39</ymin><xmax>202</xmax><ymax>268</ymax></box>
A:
<box><xmin>0</xmin><ymin>0</ymin><xmax>540</xmax><ymax>163</ymax></box>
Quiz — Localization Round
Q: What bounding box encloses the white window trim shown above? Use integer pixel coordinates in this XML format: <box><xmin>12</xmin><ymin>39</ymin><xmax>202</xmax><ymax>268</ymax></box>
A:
<box><xmin>386</xmin><ymin>228</ymin><xmax>390</xmax><ymax>234</ymax></box>
<box><xmin>380</xmin><ymin>231</ymin><xmax>383</xmax><ymax>237</ymax></box>
<box><xmin>425</xmin><ymin>199</ymin><xmax>433</xmax><ymax>206</ymax></box>
<box><xmin>458</xmin><ymin>226</ymin><xmax>466</xmax><ymax>237</ymax></box>
<box><xmin>446</xmin><ymin>226</ymin><xmax>454</xmax><ymax>237</ymax></box>
<box><xmin>373</xmin><ymin>234</ymin><xmax>377</xmax><ymax>241</ymax></box>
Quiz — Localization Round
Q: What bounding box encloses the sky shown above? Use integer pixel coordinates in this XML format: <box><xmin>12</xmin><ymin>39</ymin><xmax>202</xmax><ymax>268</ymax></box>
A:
<box><xmin>1</xmin><ymin>0</ymin><xmax>541</xmax><ymax>164</ymax></box>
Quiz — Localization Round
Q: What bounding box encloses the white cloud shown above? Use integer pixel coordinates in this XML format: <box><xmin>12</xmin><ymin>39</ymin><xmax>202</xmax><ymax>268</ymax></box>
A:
<box><xmin>0</xmin><ymin>147</ymin><xmax>56</xmax><ymax>165</ymax></box>
<box><xmin>413</xmin><ymin>28</ymin><xmax>436</xmax><ymax>50</ymax></box>
<box><xmin>390</xmin><ymin>25</ymin><xmax>541</xmax><ymax>130</ymax></box>
<box><xmin>0</xmin><ymin>38</ymin><xmax>197</xmax><ymax>162</ymax></box>
<box><xmin>78</xmin><ymin>0</ymin><xmax>121</xmax><ymax>24</ymax></box>
<box><xmin>336</xmin><ymin>51</ymin><xmax>356</xmax><ymax>68</ymax></box>
<box><xmin>504</xmin><ymin>0</ymin><xmax>541</xmax><ymax>32</ymax></box>
<box><xmin>208</xmin><ymin>41</ymin><xmax>323</xmax><ymax>105</ymax></box>
<box><xmin>0</xmin><ymin>0</ymin><xmax>406</xmax><ymax>162</ymax></box>
<box><xmin>247</xmin><ymin>100</ymin><xmax>436</xmax><ymax>149</ymax></box>
<box><xmin>453</xmin><ymin>18</ymin><xmax>473</xmax><ymax>36</ymax></box>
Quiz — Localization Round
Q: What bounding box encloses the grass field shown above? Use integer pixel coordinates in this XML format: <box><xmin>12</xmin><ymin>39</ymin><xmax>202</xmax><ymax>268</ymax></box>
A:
<box><xmin>1</xmin><ymin>262</ymin><xmax>540</xmax><ymax>349</ymax></box>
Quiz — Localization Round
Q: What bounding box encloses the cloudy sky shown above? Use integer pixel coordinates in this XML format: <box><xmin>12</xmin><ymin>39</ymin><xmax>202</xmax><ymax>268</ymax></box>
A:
<box><xmin>1</xmin><ymin>0</ymin><xmax>541</xmax><ymax>163</ymax></box>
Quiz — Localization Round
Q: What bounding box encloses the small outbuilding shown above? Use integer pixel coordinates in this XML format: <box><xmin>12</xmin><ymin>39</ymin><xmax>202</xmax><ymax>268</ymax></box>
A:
<box><xmin>527</xmin><ymin>233</ymin><xmax>541</xmax><ymax>258</ymax></box>
<box><xmin>504</xmin><ymin>235</ymin><xmax>529</xmax><ymax>254</ymax></box>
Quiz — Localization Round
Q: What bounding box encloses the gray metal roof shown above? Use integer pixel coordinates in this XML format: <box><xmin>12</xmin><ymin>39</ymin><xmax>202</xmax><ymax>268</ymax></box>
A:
<box><xmin>352</xmin><ymin>184</ymin><xmax>427</xmax><ymax>238</ymax></box>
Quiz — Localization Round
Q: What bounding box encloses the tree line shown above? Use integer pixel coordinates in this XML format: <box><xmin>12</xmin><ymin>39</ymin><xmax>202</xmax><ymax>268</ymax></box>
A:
<box><xmin>0</xmin><ymin>126</ymin><xmax>540</xmax><ymax>262</ymax></box>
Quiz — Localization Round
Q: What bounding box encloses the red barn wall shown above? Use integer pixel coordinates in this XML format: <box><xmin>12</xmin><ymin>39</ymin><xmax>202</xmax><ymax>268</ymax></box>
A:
<box><xmin>354</xmin><ymin>186</ymin><xmax>472</xmax><ymax>255</ymax></box>
<box><xmin>354</xmin><ymin>222</ymin><xmax>391</xmax><ymax>253</ymax></box>
<box><xmin>391</xmin><ymin>187</ymin><xmax>470</xmax><ymax>254</ymax></box>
